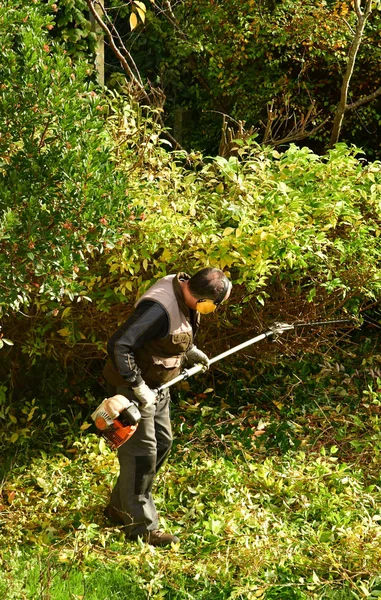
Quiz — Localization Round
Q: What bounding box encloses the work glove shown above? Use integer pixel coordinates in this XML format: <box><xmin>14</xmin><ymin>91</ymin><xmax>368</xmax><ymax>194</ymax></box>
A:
<box><xmin>185</xmin><ymin>345</ymin><xmax>210</xmax><ymax>370</ymax></box>
<box><xmin>132</xmin><ymin>381</ymin><xmax>157</xmax><ymax>407</ymax></box>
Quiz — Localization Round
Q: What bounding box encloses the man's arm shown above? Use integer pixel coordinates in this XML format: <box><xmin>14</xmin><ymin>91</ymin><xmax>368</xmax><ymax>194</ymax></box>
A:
<box><xmin>107</xmin><ymin>300</ymin><xmax>169</xmax><ymax>387</ymax></box>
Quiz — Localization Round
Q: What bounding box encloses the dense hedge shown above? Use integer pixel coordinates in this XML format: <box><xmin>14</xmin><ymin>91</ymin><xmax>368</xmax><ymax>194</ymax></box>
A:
<box><xmin>1</xmin><ymin>0</ymin><xmax>381</xmax><ymax>393</ymax></box>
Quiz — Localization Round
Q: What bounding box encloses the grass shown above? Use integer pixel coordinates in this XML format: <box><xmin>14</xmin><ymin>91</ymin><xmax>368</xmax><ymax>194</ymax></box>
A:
<box><xmin>1</xmin><ymin>337</ymin><xmax>381</xmax><ymax>599</ymax></box>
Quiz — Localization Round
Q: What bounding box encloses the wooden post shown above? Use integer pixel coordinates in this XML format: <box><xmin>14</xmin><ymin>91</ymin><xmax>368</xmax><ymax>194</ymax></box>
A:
<box><xmin>89</xmin><ymin>0</ymin><xmax>104</xmax><ymax>86</ymax></box>
<box><xmin>173</xmin><ymin>107</ymin><xmax>184</xmax><ymax>146</ymax></box>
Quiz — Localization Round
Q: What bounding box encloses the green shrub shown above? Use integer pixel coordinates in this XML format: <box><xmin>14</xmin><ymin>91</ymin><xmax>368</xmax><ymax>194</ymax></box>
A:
<box><xmin>0</xmin><ymin>0</ymin><xmax>129</xmax><ymax>316</ymax></box>
<box><xmin>1</xmin><ymin>0</ymin><xmax>381</xmax><ymax>392</ymax></box>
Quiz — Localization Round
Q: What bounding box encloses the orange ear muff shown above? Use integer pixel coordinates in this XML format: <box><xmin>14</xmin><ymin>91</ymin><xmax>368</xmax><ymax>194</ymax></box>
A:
<box><xmin>196</xmin><ymin>299</ymin><xmax>217</xmax><ymax>314</ymax></box>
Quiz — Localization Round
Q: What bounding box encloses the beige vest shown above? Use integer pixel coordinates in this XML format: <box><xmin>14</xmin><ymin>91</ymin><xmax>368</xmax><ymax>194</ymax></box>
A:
<box><xmin>103</xmin><ymin>274</ymin><xmax>197</xmax><ymax>389</ymax></box>
<box><xmin>134</xmin><ymin>275</ymin><xmax>194</xmax><ymax>387</ymax></box>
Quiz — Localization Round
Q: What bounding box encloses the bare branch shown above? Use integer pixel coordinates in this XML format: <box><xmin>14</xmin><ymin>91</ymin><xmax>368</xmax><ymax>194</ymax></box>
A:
<box><xmin>346</xmin><ymin>86</ymin><xmax>381</xmax><ymax>112</ymax></box>
<box><xmin>38</xmin><ymin>119</ymin><xmax>52</xmax><ymax>149</ymax></box>
<box><xmin>163</xmin><ymin>0</ymin><xmax>179</xmax><ymax>27</ymax></box>
<box><xmin>86</xmin><ymin>0</ymin><xmax>151</xmax><ymax>105</ymax></box>
<box><xmin>100</xmin><ymin>3</ymin><xmax>144</xmax><ymax>87</ymax></box>
<box><xmin>301</xmin><ymin>102</ymin><xmax>316</xmax><ymax>131</ymax></box>
<box><xmin>263</xmin><ymin>100</ymin><xmax>275</xmax><ymax>144</ymax></box>
<box><xmin>364</xmin><ymin>0</ymin><xmax>374</xmax><ymax>18</ymax></box>
<box><xmin>268</xmin><ymin>116</ymin><xmax>331</xmax><ymax>148</ymax></box>
<box><xmin>260</xmin><ymin>95</ymin><xmax>331</xmax><ymax>148</ymax></box>
<box><xmin>86</xmin><ymin>0</ymin><xmax>185</xmax><ymax>151</ymax></box>
<box><xmin>353</xmin><ymin>0</ymin><xmax>372</xmax><ymax>19</ymax></box>
<box><xmin>354</xmin><ymin>0</ymin><xmax>363</xmax><ymax>18</ymax></box>
<box><xmin>207</xmin><ymin>113</ymin><xmax>258</xmax><ymax>157</ymax></box>
<box><xmin>341</xmin><ymin>17</ymin><xmax>355</xmax><ymax>35</ymax></box>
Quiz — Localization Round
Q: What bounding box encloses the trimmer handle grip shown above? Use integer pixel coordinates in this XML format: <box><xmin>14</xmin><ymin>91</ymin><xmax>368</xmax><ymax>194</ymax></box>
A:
<box><xmin>118</xmin><ymin>403</ymin><xmax>141</xmax><ymax>427</ymax></box>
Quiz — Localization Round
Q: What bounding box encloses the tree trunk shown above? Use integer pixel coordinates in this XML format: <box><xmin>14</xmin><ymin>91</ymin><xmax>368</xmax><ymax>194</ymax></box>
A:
<box><xmin>89</xmin><ymin>0</ymin><xmax>104</xmax><ymax>86</ymax></box>
<box><xmin>329</xmin><ymin>0</ymin><xmax>372</xmax><ymax>147</ymax></box>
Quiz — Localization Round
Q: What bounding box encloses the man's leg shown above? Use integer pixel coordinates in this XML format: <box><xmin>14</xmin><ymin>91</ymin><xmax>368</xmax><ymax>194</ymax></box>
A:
<box><xmin>105</xmin><ymin>385</ymin><xmax>177</xmax><ymax>544</ymax></box>
<box><xmin>155</xmin><ymin>389</ymin><xmax>173</xmax><ymax>473</ymax></box>
<box><xmin>109</xmin><ymin>390</ymin><xmax>159</xmax><ymax>538</ymax></box>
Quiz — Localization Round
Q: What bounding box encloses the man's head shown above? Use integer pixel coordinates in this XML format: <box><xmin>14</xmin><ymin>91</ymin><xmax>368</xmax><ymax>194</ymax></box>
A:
<box><xmin>182</xmin><ymin>268</ymin><xmax>232</xmax><ymax>314</ymax></box>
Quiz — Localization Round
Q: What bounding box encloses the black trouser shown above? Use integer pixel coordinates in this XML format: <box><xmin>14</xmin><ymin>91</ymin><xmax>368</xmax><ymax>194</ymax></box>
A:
<box><xmin>107</xmin><ymin>384</ymin><xmax>172</xmax><ymax>537</ymax></box>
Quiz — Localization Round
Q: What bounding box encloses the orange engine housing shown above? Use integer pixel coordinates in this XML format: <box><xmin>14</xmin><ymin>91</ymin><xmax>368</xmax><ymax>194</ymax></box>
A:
<box><xmin>101</xmin><ymin>420</ymin><xmax>138</xmax><ymax>450</ymax></box>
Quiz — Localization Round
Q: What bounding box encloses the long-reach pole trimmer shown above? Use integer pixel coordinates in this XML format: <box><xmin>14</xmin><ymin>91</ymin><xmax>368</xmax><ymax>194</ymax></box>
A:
<box><xmin>156</xmin><ymin>318</ymin><xmax>353</xmax><ymax>394</ymax></box>
<box><xmin>92</xmin><ymin>318</ymin><xmax>354</xmax><ymax>449</ymax></box>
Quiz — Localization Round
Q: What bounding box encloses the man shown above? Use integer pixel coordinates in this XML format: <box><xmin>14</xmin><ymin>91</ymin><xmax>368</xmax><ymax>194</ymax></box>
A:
<box><xmin>102</xmin><ymin>267</ymin><xmax>232</xmax><ymax>546</ymax></box>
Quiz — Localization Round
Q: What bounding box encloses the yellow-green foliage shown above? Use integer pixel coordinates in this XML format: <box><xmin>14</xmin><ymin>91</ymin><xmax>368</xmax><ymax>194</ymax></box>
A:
<box><xmin>1</xmin><ymin>0</ymin><xmax>381</xmax><ymax>376</ymax></box>
<box><xmin>2</xmin><ymin>347</ymin><xmax>381</xmax><ymax>598</ymax></box>
<box><xmin>105</xmin><ymin>142</ymin><xmax>381</xmax><ymax>300</ymax></box>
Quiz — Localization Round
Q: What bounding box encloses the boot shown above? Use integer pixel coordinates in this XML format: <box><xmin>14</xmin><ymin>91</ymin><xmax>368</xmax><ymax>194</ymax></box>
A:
<box><xmin>104</xmin><ymin>507</ymin><xmax>179</xmax><ymax>546</ymax></box>
<box><xmin>143</xmin><ymin>530</ymin><xmax>180</xmax><ymax>547</ymax></box>
<box><xmin>103</xmin><ymin>504</ymin><xmax>125</xmax><ymax>525</ymax></box>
